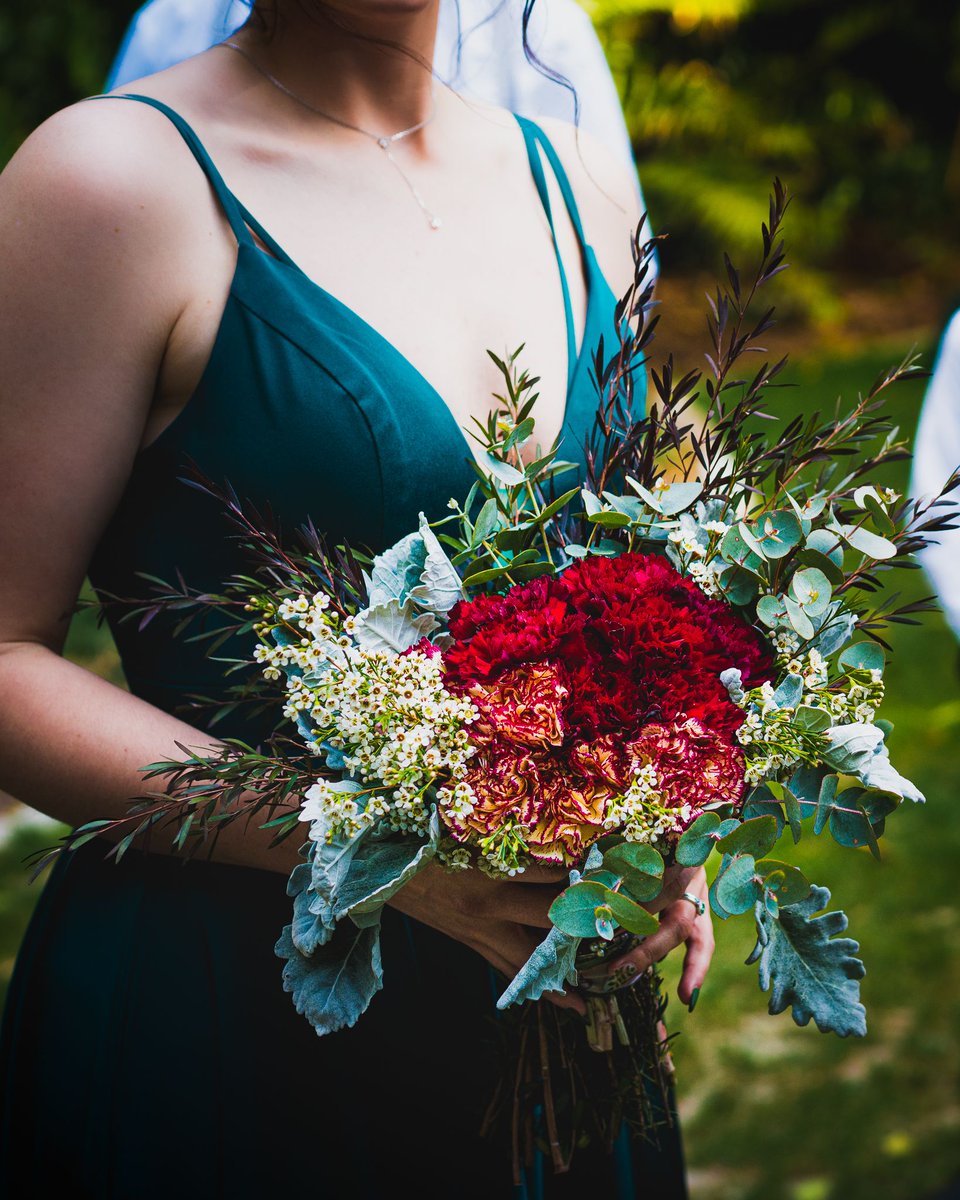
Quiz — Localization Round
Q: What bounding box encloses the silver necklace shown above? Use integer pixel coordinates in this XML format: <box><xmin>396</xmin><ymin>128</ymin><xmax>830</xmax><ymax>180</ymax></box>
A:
<box><xmin>221</xmin><ymin>40</ymin><xmax>442</xmax><ymax>230</ymax></box>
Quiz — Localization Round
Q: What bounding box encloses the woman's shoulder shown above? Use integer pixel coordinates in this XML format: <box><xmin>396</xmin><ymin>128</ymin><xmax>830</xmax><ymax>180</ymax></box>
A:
<box><xmin>0</xmin><ymin>81</ymin><xmax>230</xmax><ymax>318</ymax></box>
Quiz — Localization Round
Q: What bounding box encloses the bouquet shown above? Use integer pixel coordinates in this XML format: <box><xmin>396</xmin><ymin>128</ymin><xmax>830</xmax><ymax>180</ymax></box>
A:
<box><xmin>60</xmin><ymin>184</ymin><xmax>958</xmax><ymax>1171</ymax></box>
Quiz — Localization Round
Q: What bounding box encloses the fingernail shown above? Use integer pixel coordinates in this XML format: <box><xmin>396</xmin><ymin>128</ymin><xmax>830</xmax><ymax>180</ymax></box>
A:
<box><xmin>688</xmin><ymin>986</ymin><xmax>700</xmax><ymax>1013</ymax></box>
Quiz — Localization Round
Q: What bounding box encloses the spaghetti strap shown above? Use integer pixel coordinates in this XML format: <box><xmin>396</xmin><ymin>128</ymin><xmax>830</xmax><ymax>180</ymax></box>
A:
<box><xmin>84</xmin><ymin>93</ymin><xmax>256</xmax><ymax>251</ymax></box>
<box><xmin>514</xmin><ymin>114</ymin><xmax>584</xmax><ymax>387</ymax></box>
<box><xmin>514</xmin><ymin>115</ymin><xmax>588</xmax><ymax>250</ymax></box>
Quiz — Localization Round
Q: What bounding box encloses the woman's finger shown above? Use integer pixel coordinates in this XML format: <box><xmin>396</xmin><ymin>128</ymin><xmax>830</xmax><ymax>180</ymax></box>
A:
<box><xmin>603</xmin><ymin>905</ymin><xmax>698</xmax><ymax>982</ymax></box>
<box><xmin>641</xmin><ymin>864</ymin><xmax>701</xmax><ymax>914</ymax></box>
<box><xmin>475</xmin><ymin>921</ymin><xmax>587</xmax><ymax>1015</ymax></box>
<box><xmin>676</xmin><ymin>911</ymin><xmax>715</xmax><ymax>1008</ymax></box>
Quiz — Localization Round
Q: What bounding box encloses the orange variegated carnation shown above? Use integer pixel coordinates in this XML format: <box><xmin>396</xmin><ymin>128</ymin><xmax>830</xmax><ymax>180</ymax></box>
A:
<box><xmin>631</xmin><ymin>717</ymin><xmax>745</xmax><ymax>810</ymax></box>
<box><xmin>456</xmin><ymin>744</ymin><xmax>614</xmax><ymax>863</ymax></box>
<box><xmin>467</xmin><ymin>663</ymin><xmax>567</xmax><ymax>749</ymax></box>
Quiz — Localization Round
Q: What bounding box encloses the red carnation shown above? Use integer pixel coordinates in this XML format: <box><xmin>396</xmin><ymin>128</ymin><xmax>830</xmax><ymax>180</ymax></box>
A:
<box><xmin>442</xmin><ymin>552</ymin><xmax>772</xmax><ymax>862</ymax></box>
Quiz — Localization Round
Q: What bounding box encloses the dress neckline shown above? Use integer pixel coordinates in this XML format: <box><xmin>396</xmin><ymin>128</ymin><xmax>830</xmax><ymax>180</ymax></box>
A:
<box><xmin>236</xmin><ymin>233</ymin><xmax>604</xmax><ymax>466</ymax></box>
<box><xmin>102</xmin><ymin>92</ymin><xmax>611</xmax><ymax>462</ymax></box>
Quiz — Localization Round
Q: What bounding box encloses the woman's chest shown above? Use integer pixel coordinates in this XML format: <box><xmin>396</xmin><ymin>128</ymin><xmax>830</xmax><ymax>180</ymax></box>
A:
<box><xmin>153</xmin><ymin>146</ymin><xmax>588</xmax><ymax>467</ymax></box>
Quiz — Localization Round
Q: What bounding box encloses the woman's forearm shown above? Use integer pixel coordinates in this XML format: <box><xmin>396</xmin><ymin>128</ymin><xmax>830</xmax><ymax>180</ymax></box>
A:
<box><xmin>0</xmin><ymin>640</ymin><xmax>302</xmax><ymax>875</ymax></box>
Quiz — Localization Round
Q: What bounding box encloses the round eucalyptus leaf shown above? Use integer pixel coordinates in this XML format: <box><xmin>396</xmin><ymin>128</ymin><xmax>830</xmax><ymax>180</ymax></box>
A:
<box><xmin>675</xmin><ymin>812</ymin><xmax>721</xmax><ymax>866</ymax></box>
<box><xmin>795</xmin><ymin>546</ymin><xmax>845</xmax><ymax>586</ymax></box>
<box><xmin>594</xmin><ymin>908</ymin><xmax>616</xmax><ymax>941</ymax></box>
<box><xmin>757</xmin><ymin>593</ymin><xmax>788</xmax><ymax>628</ymax></box>
<box><xmin>602</xmin><ymin>889</ymin><xmax>659</xmax><ymax>936</ymax></box>
<box><xmin>658</xmin><ymin>481</ymin><xmax>704</xmax><ymax>516</ymax></box>
<box><xmin>805</xmin><ymin>527</ymin><xmax>844</xmax><ymax>567</ymax></box>
<box><xmin>790</xmin><ymin>567</ymin><xmax>833</xmax><ymax>617</ymax></box>
<box><xmin>603</xmin><ymin>841</ymin><xmax>665</xmax><ymax>879</ymax></box>
<box><xmin>720</xmin><ymin>526</ymin><xmax>763</xmax><ymax>571</ymax></box>
<box><xmin>548</xmin><ymin>881</ymin><xmax>610</xmax><ymax>938</ymax></box>
<box><xmin>716</xmin><ymin>815</ymin><xmax>780</xmax><ymax>859</ymax></box>
<box><xmin>755</xmin><ymin>859</ymin><xmax>812</xmax><ymax>905</ymax></box>
<box><xmin>715</xmin><ymin>854</ymin><xmax>762</xmax><ymax>915</ymax></box>
<box><xmin>838</xmin><ymin>641</ymin><xmax>885</xmax><ymax>673</ymax></box>
<box><xmin>784</xmin><ymin>595</ymin><xmax>815</xmax><ymax>639</ymax></box>
<box><xmin>751</xmin><ymin>511</ymin><xmax>803</xmax><ymax>559</ymax></box>
<box><xmin>793</xmin><ymin>705</ymin><xmax>833</xmax><ymax>733</ymax></box>
<box><xmin>720</xmin><ymin>566</ymin><xmax>760</xmax><ymax>605</ymax></box>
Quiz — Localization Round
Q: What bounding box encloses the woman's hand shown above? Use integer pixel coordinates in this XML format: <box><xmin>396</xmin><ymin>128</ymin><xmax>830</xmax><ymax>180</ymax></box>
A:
<box><xmin>605</xmin><ymin>864</ymin><xmax>715</xmax><ymax>1009</ymax></box>
<box><xmin>388</xmin><ymin>859</ymin><xmax>715</xmax><ymax>1019</ymax></box>
<box><xmin>386</xmin><ymin>861</ymin><xmax>587</xmax><ymax>1015</ymax></box>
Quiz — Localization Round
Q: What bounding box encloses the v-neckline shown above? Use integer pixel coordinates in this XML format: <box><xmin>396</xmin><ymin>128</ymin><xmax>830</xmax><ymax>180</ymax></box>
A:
<box><xmin>239</xmin><ymin>235</ymin><xmax>603</xmax><ymax>465</ymax></box>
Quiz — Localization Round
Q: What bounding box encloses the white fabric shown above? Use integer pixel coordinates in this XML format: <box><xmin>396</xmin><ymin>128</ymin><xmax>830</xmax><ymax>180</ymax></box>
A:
<box><xmin>910</xmin><ymin>310</ymin><xmax>960</xmax><ymax>639</ymax></box>
<box><xmin>105</xmin><ymin>0</ymin><xmax>653</xmax><ymax>269</ymax></box>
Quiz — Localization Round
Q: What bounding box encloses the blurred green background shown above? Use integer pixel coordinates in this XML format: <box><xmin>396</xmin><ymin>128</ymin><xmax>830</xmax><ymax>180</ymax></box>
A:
<box><xmin>1</xmin><ymin>3</ymin><xmax>958</xmax><ymax>1198</ymax></box>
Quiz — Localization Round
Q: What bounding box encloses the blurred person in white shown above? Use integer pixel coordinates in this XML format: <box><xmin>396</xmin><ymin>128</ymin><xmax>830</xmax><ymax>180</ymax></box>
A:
<box><xmin>911</xmin><ymin>310</ymin><xmax>960</xmax><ymax>642</ymax></box>
<box><xmin>108</xmin><ymin>0</ymin><xmax>653</xmax><ymax>234</ymax></box>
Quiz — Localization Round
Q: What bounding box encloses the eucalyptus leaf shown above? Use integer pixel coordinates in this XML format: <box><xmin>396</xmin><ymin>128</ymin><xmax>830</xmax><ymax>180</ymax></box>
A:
<box><xmin>795</xmin><ymin>547</ymin><xmax>845</xmax><ymax>586</ymax></box>
<box><xmin>784</xmin><ymin>596</ymin><xmax>815</xmax><ymax>639</ymax></box>
<box><xmin>602</xmin><ymin>889</ymin><xmax>659</xmax><ymax>936</ymax></box>
<box><xmin>838</xmin><ymin>642</ymin><xmax>885</xmax><ymax>673</ymax></box>
<box><xmin>658</xmin><ymin>481</ymin><xmax>704</xmax><ymax>516</ymax></box>
<box><xmin>793</xmin><ymin>705</ymin><xmax>833</xmax><ymax>733</ymax></box>
<box><xmin>708</xmin><ymin>853</ymin><xmax>736</xmax><ymax>920</ymax></box>
<box><xmin>715</xmin><ymin>854</ymin><xmax>763</xmax><ymax>914</ymax></box>
<box><xmin>742</xmin><ymin>786</ymin><xmax>786</xmax><ymax>838</ymax></box>
<box><xmin>676</xmin><ymin>812</ymin><xmax>721</xmax><ymax>866</ymax></box>
<box><xmin>482</xmin><ymin>453</ymin><xmax>526</xmax><ymax>486</ymax></box>
<box><xmin>748</xmin><ymin>885</ymin><xmax>867</xmax><ymax>1037</ymax></box>
<box><xmin>804</xmin><ymin>527</ymin><xmax>844</xmax><ymax>566</ymax></box>
<box><xmin>754</xmin><ymin>859</ymin><xmax>811</xmax><ymax>905</ymax></box>
<box><xmin>756</xmin><ymin>593</ymin><xmax>788</xmax><ymax>628</ymax></box>
<box><xmin>716</xmin><ymin>816</ymin><xmax>780</xmax><ymax>859</ymax></box>
<box><xmin>472</xmin><ymin>498</ymin><xmax>500</xmax><ymax>545</ymax></box>
<box><xmin>790</xmin><ymin>568</ymin><xmax>832</xmax><ymax>617</ymax></box>
<box><xmin>581</xmin><ymin>488</ymin><xmax>603</xmax><ymax>517</ymax></box>
<box><xmin>720</xmin><ymin>566</ymin><xmax>760</xmax><ymax>605</ymax></box>
<box><xmin>721</xmin><ymin>525</ymin><xmax>764</xmax><ymax>571</ymax></box>
<box><xmin>838</xmin><ymin>523</ymin><xmax>897</xmax><ymax>560</ymax></box>
<box><xmin>603</xmin><ymin>841</ymin><xmax>665</xmax><ymax>880</ymax></box>
<box><xmin>548</xmin><ymin>881</ymin><xmax>611</xmax><ymax>938</ymax></box>
<box><xmin>751</xmin><ymin>511</ymin><xmax>803</xmax><ymax>559</ymax></box>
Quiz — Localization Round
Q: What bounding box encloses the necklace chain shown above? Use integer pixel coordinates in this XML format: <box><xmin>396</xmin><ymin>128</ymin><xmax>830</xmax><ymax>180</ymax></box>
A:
<box><xmin>221</xmin><ymin>40</ymin><xmax>442</xmax><ymax>230</ymax></box>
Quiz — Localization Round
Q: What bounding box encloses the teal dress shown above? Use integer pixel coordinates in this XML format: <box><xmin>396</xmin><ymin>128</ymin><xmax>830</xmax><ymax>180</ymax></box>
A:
<box><xmin>0</xmin><ymin>96</ymin><xmax>686</xmax><ymax>1199</ymax></box>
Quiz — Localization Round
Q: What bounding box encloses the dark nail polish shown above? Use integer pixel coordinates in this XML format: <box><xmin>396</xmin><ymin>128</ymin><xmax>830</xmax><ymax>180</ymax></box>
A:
<box><xmin>688</xmin><ymin>986</ymin><xmax>700</xmax><ymax>1012</ymax></box>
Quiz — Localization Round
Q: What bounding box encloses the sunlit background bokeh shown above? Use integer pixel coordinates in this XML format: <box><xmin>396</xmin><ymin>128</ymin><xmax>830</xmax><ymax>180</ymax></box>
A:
<box><xmin>1</xmin><ymin>4</ymin><xmax>958</xmax><ymax>1198</ymax></box>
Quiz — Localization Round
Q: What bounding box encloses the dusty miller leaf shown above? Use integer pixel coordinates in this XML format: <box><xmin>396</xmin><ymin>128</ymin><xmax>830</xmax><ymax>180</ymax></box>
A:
<box><xmin>275</xmin><ymin>921</ymin><xmax>383</xmax><ymax>1036</ymax></box>
<box><xmin>748</xmin><ymin>884</ymin><xmax>867</xmax><ymax>1037</ymax></box>
<box><xmin>497</xmin><ymin>927</ymin><xmax>581</xmax><ymax>1008</ymax></box>
<box><xmin>354</xmin><ymin>598</ymin><xmax>439</xmax><ymax>654</ymax></box>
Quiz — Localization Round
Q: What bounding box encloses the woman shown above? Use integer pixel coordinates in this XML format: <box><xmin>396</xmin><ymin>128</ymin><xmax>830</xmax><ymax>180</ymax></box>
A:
<box><xmin>0</xmin><ymin>1</ymin><xmax>712</xmax><ymax>1194</ymax></box>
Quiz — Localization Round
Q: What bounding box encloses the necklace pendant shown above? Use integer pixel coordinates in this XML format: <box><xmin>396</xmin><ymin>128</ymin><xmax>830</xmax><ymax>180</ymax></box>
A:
<box><xmin>376</xmin><ymin>136</ymin><xmax>391</xmax><ymax>150</ymax></box>
<box><xmin>429</xmin><ymin>216</ymin><xmax>442</xmax><ymax>231</ymax></box>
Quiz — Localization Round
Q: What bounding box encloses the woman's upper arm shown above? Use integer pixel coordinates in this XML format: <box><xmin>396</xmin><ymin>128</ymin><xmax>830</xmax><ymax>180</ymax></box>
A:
<box><xmin>0</xmin><ymin>103</ymin><xmax>187</xmax><ymax>653</ymax></box>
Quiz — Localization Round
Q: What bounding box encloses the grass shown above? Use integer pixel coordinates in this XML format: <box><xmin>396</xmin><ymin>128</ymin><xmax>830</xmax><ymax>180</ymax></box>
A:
<box><xmin>1</xmin><ymin>335</ymin><xmax>957</xmax><ymax>1198</ymax></box>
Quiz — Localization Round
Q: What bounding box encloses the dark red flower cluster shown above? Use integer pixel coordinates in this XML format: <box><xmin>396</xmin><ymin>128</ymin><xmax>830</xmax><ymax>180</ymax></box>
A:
<box><xmin>435</xmin><ymin>553</ymin><xmax>774</xmax><ymax>861</ymax></box>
